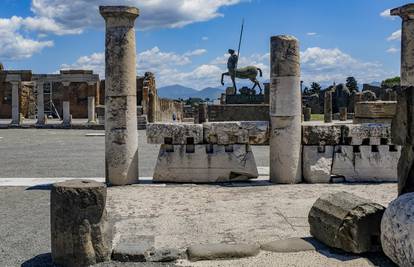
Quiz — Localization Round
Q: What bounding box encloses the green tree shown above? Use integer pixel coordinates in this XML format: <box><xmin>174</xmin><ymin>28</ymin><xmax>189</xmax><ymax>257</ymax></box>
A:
<box><xmin>381</xmin><ymin>77</ymin><xmax>400</xmax><ymax>88</ymax></box>
<box><xmin>310</xmin><ymin>82</ymin><xmax>321</xmax><ymax>95</ymax></box>
<box><xmin>346</xmin><ymin>77</ymin><xmax>359</xmax><ymax>93</ymax></box>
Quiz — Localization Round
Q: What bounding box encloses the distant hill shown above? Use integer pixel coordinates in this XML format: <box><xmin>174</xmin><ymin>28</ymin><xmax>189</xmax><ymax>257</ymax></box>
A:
<box><xmin>158</xmin><ymin>84</ymin><xmax>224</xmax><ymax>100</ymax></box>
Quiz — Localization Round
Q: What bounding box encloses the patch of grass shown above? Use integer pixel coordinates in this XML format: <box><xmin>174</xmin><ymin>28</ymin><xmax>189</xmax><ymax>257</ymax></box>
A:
<box><xmin>310</xmin><ymin>114</ymin><xmax>324</xmax><ymax>121</ymax></box>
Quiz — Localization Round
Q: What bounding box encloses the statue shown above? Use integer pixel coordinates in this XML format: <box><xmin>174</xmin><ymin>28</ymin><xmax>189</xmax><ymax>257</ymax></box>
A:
<box><xmin>221</xmin><ymin>49</ymin><xmax>263</xmax><ymax>94</ymax></box>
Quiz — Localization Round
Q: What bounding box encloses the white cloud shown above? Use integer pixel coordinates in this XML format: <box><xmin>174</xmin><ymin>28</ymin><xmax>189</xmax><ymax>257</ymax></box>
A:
<box><xmin>380</xmin><ymin>8</ymin><xmax>395</xmax><ymax>20</ymax></box>
<box><xmin>184</xmin><ymin>49</ymin><xmax>207</xmax><ymax>57</ymax></box>
<box><xmin>28</xmin><ymin>0</ymin><xmax>242</xmax><ymax>33</ymax></box>
<box><xmin>307</xmin><ymin>32</ymin><xmax>317</xmax><ymax>36</ymax></box>
<box><xmin>387</xmin><ymin>30</ymin><xmax>401</xmax><ymax>41</ymax></box>
<box><xmin>386</xmin><ymin>47</ymin><xmax>399</xmax><ymax>54</ymax></box>
<box><xmin>202</xmin><ymin>36</ymin><xmax>209</xmax><ymax>41</ymax></box>
<box><xmin>0</xmin><ymin>16</ymin><xmax>53</xmax><ymax>59</ymax></box>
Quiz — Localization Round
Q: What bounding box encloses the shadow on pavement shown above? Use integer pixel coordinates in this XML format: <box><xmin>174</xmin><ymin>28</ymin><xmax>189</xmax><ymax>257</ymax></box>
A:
<box><xmin>21</xmin><ymin>253</ymin><xmax>54</xmax><ymax>267</ymax></box>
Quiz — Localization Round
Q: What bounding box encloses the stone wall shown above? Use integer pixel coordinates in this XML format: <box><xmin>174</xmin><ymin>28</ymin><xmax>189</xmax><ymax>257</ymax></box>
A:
<box><xmin>207</xmin><ymin>104</ymin><xmax>270</xmax><ymax>122</ymax></box>
<box><xmin>156</xmin><ymin>98</ymin><xmax>184</xmax><ymax>122</ymax></box>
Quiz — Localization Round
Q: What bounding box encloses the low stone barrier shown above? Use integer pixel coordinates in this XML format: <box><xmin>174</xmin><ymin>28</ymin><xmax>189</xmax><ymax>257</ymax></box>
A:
<box><xmin>309</xmin><ymin>191</ymin><xmax>385</xmax><ymax>254</ymax></box>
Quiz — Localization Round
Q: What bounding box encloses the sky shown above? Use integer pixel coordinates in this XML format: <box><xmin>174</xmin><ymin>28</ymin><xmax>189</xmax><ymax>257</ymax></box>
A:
<box><xmin>0</xmin><ymin>0</ymin><xmax>407</xmax><ymax>89</ymax></box>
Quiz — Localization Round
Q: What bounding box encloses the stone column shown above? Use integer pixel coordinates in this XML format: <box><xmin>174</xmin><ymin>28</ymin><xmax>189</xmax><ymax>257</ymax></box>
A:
<box><xmin>339</xmin><ymin>107</ymin><xmax>347</xmax><ymax>121</ymax></box>
<box><xmin>10</xmin><ymin>81</ymin><xmax>21</xmax><ymax>126</ymax></box>
<box><xmin>148</xmin><ymin>90</ymin><xmax>157</xmax><ymax>123</ymax></box>
<box><xmin>87</xmin><ymin>82</ymin><xmax>97</xmax><ymax>124</ymax></box>
<box><xmin>303</xmin><ymin>107</ymin><xmax>311</xmax><ymax>121</ymax></box>
<box><xmin>36</xmin><ymin>81</ymin><xmax>45</xmax><ymax>125</ymax></box>
<box><xmin>198</xmin><ymin>102</ymin><xmax>208</xmax><ymax>123</ymax></box>
<box><xmin>269</xmin><ymin>35</ymin><xmax>302</xmax><ymax>184</ymax></box>
<box><xmin>100</xmin><ymin>6</ymin><xmax>139</xmax><ymax>186</ymax></box>
<box><xmin>51</xmin><ymin>180</ymin><xmax>111</xmax><ymax>266</ymax></box>
<box><xmin>391</xmin><ymin>4</ymin><xmax>414</xmax><ymax>86</ymax></box>
<box><xmin>62</xmin><ymin>82</ymin><xmax>71</xmax><ymax>126</ymax></box>
<box><xmin>324</xmin><ymin>91</ymin><xmax>332</xmax><ymax>123</ymax></box>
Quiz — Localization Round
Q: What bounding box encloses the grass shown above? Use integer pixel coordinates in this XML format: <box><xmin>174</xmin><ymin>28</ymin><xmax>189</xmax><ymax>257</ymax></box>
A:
<box><xmin>310</xmin><ymin>114</ymin><xmax>324</xmax><ymax>121</ymax></box>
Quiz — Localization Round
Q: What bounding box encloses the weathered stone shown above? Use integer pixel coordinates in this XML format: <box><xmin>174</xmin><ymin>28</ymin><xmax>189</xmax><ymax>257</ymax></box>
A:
<box><xmin>187</xmin><ymin>243</ymin><xmax>260</xmax><ymax>261</ymax></box>
<box><xmin>88</xmin><ymin>96</ymin><xmax>96</xmax><ymax>124</ymax></box>
<box><xmin>339</xmin><ymin>107</ymin><xmax>347</xmax><ymax>121</ymax></box>
<box><xmin>203</xmin><ymin>122</ymin><xmax>248</xmax><ymax>144</ymax></box>
<box><xmin>269</xmin><ymin>35</ymin><xmax>301</xmax><ymax>184</ymax></box>
<box><xmin>354</xmin><ymin>101</ymin><xmax>397</xmax><ymax>124</ymax></box>
<box><xmin>331</xmin><ymin>145</ymin><xmax>400</xmax><ymax>182</ymax></box>
<box><xmin>144</xmin><ymin>248</ymin><xmax>181</xmax><ymax>262</ymax></box>
<box><xmin>324</xmin><ymin>91</ymin><xmax>332</xmax><ymax>123</ymax></box>
<box><xmin>112</xmin><ymin>235</ymin><xmax>154</xmax><ymax>262</ymax></box>
<box><xmin>36</xmin><ymin>81</ymin><xmax>45</xmax><ymax>125</ymax></box>
<box><xmin>240</xmin><ymin>121</ymin><xmax>269</xmax><ymax>145</ymax></box>
<box><xmin>261</xmin><ymin>238</ymin><xmax>320</xmax><ymax>253</ymax></box>
<box><xmin>398</xmin><ymin>145</ymin><xmax>414</xmax><ymax>195</ymax></box>
<box><xmin>198</xmin><ymin>102</ymin><xmax>208</xmax><ymax>123</ymax></box>
<box><xmin>381</xmin><ymin>192</ymin><xmax>414</xmax><ymax>267</ymax></box>
<box><xmin>62</xmin><ymin>101</ymin><xmax>71</xmax><ymax>127</ymax></box>
<box><xmin>344</xmin><ymin>123</ymin><xmax>392</xmax><ymax>145</ymax></box>
<box><xmin>51</xmin><ymin>180</ymin><xmax>111</xmax><ymax>267</ymax></box>
<box><xmin>153</xmin><ymin>144</ymin><xmax>258</xmax><ymax>183</ymax></box>
<box><xmin>392</xmin><ymin>87</ymin><xmax>414</xmax><ymax>146</ymax></box>
<box><xmin>302</xmin><ymin>125</ymin><xmax>342</xmax><ymax>145</ymax></box>
<box><xmin>100</xmin><ymin>6</ymin><xmax>140</xmax><ymax>186</ymax></box>
<box><xmin>302</xmin><ymin>146</ymin><xmax>333</xmax><ymax>183</ymax></box>
<box><xmin>309</xmin><ymin>191</ymin><xmax>385</xmax><ymax>254</ymax></box>
<box><xmin>147</xmin><ymin>123</ymin><xmax>203</xmax><ymax>144</ymax></box>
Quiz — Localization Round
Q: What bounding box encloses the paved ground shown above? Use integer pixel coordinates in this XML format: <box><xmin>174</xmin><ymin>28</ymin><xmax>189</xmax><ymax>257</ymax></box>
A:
<box><xmin>0</xmin><ymin>129</ymin><xmax>398</xmax><ymax>266</ymax></box>
<box><xmin>0</xmin><ymin>129</ymin><xmax>269</xmax><ymax>178</ymax></box>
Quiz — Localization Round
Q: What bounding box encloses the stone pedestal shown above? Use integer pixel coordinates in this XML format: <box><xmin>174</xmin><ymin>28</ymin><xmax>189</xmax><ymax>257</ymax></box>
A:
<box><xmin>36</xmin><ymin>81</ymin><xmax>45</xmax><ymax>125</ymax></box>
<box><xmin>10</xmin><ymin>81</ymin><xmax>21</xmax><ymax>126</ymax></box>
<box><xmin>309</xmin><ymin>191</ymin><xmax>385</xmax><ymax>254</ymax></box>
<box><xmin>62</xmin><ymin>101</ymin><xmax>71</xmax><ymax>127</ymax></box>
<box><xmin>269</xmin><ymin>35</ymin><xmax>302</xmax><ymax>184</ymax></box>
<box><xmin>324</xmin><ymin>91</ymin><xmax>332</xmax><ymax>123</ymax></box>
<box><xmin>339</xmin><ymin>107</ymin><xmax>347</xmax><ymax>121</ymax></box>
<box><xmin>100</xmin><ymin>6</ymin><xmax>139</xmax><ymax>186</ymax></box>
<box><xmin>303</xmin><ymin>107</ymin><xmax>311</xmax><ymax>121</ymax></box>
<box><xmin>88</xmin><ymin>96</ymin><xmax>96</xmax><ymax>124</ymax></box>
<box><xmin>51</xmin><ymin>180</ymin><xmax>111</xmax><ymax>267</ymax></box>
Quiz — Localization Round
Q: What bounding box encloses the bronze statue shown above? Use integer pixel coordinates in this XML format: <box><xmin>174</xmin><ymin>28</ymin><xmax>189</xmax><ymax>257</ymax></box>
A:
<box><xmin>221</xmin><ymin>49</ymin><xmax>263</xmax><ymax>94</ymax></box>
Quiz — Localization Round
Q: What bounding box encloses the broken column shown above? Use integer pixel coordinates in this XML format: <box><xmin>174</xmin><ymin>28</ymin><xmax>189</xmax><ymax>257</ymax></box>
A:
<box><xmin>148</xmin><ymin>90</ymin><xmax>156</xmax><ymax>123</ymax></box>
<box><xmin>269</xmin><ymin>35</ymin><xmax>302</xmax><ymax>184</ymax></box>
<box><xmin>100</xmin><ymin>6</ymin><xmax>139</xmax><ymax>185</ymax></box>
<box><xmin>198</xmin><ymin>102</ymin><xmax>208</xmax><ymax>123</ymax></box>
<box><xmin>324</xmin><ymin>91</ymin><xmax>332</xmax><ymax>123</ymax></box>
<box><xmin>303</xmin><ymin>107</ymin><xmax>311</xmax><ymax>121</ymax></box>
<box><xmin>309</xmin><ymin>191</ymin><xmax>385</xmax><ymax>254</ymax></box>
<box><xmin>36</xmin><ymin>81</ymin><xmax>45</xmax><ymax>125</ymax></box>
<box><xmin>51</xmin><ymin>180</ymin><xmax>111</xmax><ymax>266</ymax></box>
<box><xmin>339</xmin><ymin>107</ymin><xmax>347</xmax><ymax>121</ymax></box>
<box><xmin>391</xmin><ymin>4</ymin><xmax>414</xmax><ymax>195</ymax></box>
<box><xmin>62</xmin><ymin>82</ymin><xmax>71</xmax><ymax>127</ymax></box>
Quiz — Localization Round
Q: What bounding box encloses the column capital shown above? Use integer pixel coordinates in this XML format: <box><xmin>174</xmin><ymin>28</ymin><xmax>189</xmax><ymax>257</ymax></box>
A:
<box><xmin>391</xmin><ymin>4</ymin><xmax>414</xmax><ymax>20</ymax></box>
<box><xmin>99</xmin><ymin>6</ymin><xmax>139</xmax><ymax>20</ymax></box>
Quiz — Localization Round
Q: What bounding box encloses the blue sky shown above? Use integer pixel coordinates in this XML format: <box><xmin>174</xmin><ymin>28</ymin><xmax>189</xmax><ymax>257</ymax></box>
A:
<box><xmin>0</xmin><ymin>0</ymin><xmax>407</xmax><ymax>89</ymax></box>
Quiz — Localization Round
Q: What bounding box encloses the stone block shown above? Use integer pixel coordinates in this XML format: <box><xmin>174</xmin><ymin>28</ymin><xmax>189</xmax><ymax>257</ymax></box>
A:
<box><xmin>397</xmin><ymin>145</ymin><xmax>414</xmax><ymax>195</ymax></box>
<box><xmin>147</xmin><ymin>123</ymin><xmax>203</xmax><ymax>144</ymax></box>
<box><xmin>112</xmin><ymin>235</ymin><xmax>154</xmax><ymax>262</ymax></box>
<box><xmin>187</xmin><ymin>243</ymin><xmax>260</xmax><ymax>261</ymax></box>
<box><xmin>331</xmin><ymin>145</ymin><xmax>400</xmax><ymax>182</ymax></box>
<box><xmin>302</xmin><ymin>146</ymin><xmax>333</xmax><ymax>183</ymax></box>
<box><xmin>51</xmin><ymin>180</ymin><xmax>111</xmax><ymax>267</ymax></box>
<box><xmin>354</xmin><ymin>101</ymin><xmax>397</xmax><ymax>124</ymax></box>
<box><xmin>153</xmin><ymin>144</ymin><xmax>258</xmax><ymax>183</ymax></box>
<box><xmin>343</xmin><ymin>124</ymin><xmax>391</xmax><ymax>145</ymax></box>
<box><xmin>302</xmin><ymin>125</ymin><xmax>342</xmax><ymax>145</ymax></box>
<box><xmin>203</xmin><ymin>122</ymin><xmax>248</xmax><ymax>144</ymax></box>
<box><xmin>240</xmin><ymin>121</ymin><xmax>269</xmax><ymax>145</ymax></box>
<box><xmin>381</xmin><ymin>193</ymin><xmax>414</xmax><ymax>267</ymax></box>
<box><xmin>309</xmin><ymin>191</ymin><xmax>385</xmax><ymax>254</ymax></box>
<box><xmin>392</xmin><ymin>87</ymin><xmax>414</xmax><ymax>145</ymax></box>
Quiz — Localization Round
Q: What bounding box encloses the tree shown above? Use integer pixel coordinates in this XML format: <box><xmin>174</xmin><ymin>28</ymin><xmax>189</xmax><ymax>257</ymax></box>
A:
<box><xmin>310</xmin><ymin>82</ymin><xmax>321</xmax><ymax>95</ymax></box>
<box><xmin>346</xmin><ymin>77</ymin><xmax>359</xmax><ymax>93</ymax></box>
<box><xmin>303</xmin><ymin>86</ymin><xmax>310</xmax><ymax>96</ymax></box>
<box><xmin>381</xmin><ymin>77</ymin><xmax>400</xmax><ymax>88</ymax></box>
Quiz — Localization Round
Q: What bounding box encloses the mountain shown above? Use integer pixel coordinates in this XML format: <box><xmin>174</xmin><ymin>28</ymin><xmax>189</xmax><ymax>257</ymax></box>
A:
<box><xmin>158</xmin><ymin>85</ymin><xmax>224</xmax><ymax>100</ymax></box>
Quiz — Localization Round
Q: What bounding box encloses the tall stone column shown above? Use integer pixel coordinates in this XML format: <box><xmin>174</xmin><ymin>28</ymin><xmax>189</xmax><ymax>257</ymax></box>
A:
<box><xmin>10</xmin><ymin>81</ymin><xmax>21</xmax><ymax>126</ymax></box>
<box><xmin>100</xmin><ymin>6</ymin><xmax>139</xmax><ymax>186</ymax></box>
<box><xmin>87</xmin><ymin>82</ymin><xmax>97</xmax><ymax>124</ymax></box>
<box><xmin>62</xmin><ymin>82</ymin><xmax>71</xmax><ymax>127</ymax></box>
<box><xmin>303</xmin><ymin>107</ymin><xmax>311</xmax><ymax>121</ymax></box>
<box><xmin>392</xmin><ymin>4</ymin><xmax>414</xmax><ymax>86</ymax></box>
<box><xmin>198</xmin><ymin>102</ymin><xmax>208</xmax><ymax>123</ymax></box>
<box><xmin>269</xmin><ymin>35</ymin><xmax>302</xmax><ymax>184</ymax></box>
<box><xmin>339</xmin><ymin>107</ymin><xmax>347</xmax><ymax>121</ymax></box>
<box><xmin>36</xmin><ymin>81</ymin><xmax>45</xmax><ymax>125</ymax></box>
<box><xmin>324</xmin><ymin>91</ymin><xmax>332</xmax><ymax>123</ymax></box>
<box><xmin>148</xmin><ymin>90</ymin><xmax>157</xmax><ymax>123</ymax></box>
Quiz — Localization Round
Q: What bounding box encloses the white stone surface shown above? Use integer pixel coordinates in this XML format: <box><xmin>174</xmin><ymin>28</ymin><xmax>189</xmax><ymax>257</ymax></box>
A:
<box><xmin>345</xmin><ymin>124</ymin><xmax>391</xmax><ymax>145</ymax></box>
<box><xmin>269</xmin><ymin>116</ymin><xmax>302</xmax><ymax>184</ymax></box>
<box><xmin>269</xmin><ymin>76</ymin><xmax>301</xmax><ymax>117</ymax></box>
<box><xmin>203</xmin><ymin>122</ymin><xmax>248</xmax><ymax>144</ymax></box>
<box><xmin>147</xmin><ymin>123</ymin><xmax>203</xmax><ymax>144</ymax></box>
<box><xmin>303</xmin><ymin>146</ymin><xmax>333</xmax><ymax>183</ymax></box>
<box><xmin>331</xmin><ymin>145</ymin><xmax>400</xmax><ymax>182</ymax></box>
<box><xmin>153</xmin><ymin>144</ymin><xmax>258</xmax><ymax>183</ymax></box>
<box><xmin>381</xmin><ymin>192</ymin><xmax>414</xmax><ymax>267</ymax></box>
<box><xmin>87</xmin><ymin>96</ymin><xmax>96</xmax><ymax>124</ymax></box>
<box><xmin>62</xmin><ymin>101</ymin><xmax>71</xmax><ymax>126</ymax></box>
